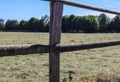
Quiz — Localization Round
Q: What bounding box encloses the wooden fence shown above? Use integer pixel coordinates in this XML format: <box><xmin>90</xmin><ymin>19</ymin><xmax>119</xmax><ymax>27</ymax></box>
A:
<box><xmin>0</xmin><ymin>0</ymin><xmax>120</xmax><ymax>82</ymax></box>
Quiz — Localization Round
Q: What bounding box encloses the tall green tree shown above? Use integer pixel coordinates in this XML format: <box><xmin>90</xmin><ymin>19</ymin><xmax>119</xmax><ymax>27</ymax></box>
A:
<box><xmin>62</xmin><ymin>15</ymin><xmax>69</xmax><ymax>32</ymax></box>
<box><xmin>41</xmin><ymin>15</ymin><xmax>49</xmax><ymax>24</ymax></box>
<box><xmin>68</xmin><ymin>15</ymin><xmax>76</xmax><ymax>32</ymax></box>
<box><xmin>108</xmin><ymin>15</ymin><xmax>120</xmax><ymax>32</ymax></box>
<box><xmin>19</xmin><ymin>20</ymin><xmax>28</xmax><ymax>30</ymax></box>
<box><xmin>28</xmin><ymin>17</ymin><xmax>40</xmax><ymax>32</ymax></box>
<box><xmin>62</xmin><ymin>15</ymin><xmax>81</xmax><ymax>32</ymax></box>
<box><xmin>39</xmin><ymin>15</ymin><xmax>49</xmax><ymax>32</ymax></box>
<box><xmin>0</xmin><ymin>19</ymin><xmax>4</xmax><ymax>31</ymax></box>
<box><xmin>82</xmin><ymin>15</ymin><xmax>99</xmax><ymax>33</ymax></box>
<box><xmin>98</xmin><ymin>13</ymin><xmax>110</xmax><ymax>32</ymax></box>
<box><xmin>73</xmin><ymin>16</ymin><xmax>83</xmax><ymax>32</ymax></box>
<box><xmin>5</xmin><ymin>20</ymin><xmax>19</xmax><ymax>30</ymax></box>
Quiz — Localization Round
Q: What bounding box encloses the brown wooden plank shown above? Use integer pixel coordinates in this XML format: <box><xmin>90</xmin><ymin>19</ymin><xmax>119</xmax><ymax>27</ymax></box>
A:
<box><xmin>59</xmin><ymin>0</ymin><xmax>120</xmax><ymax>15</ymax></box>
<box><xmin>49</xmin><ymin>0</ymin><xmax>63</xmax><ymax>82</ymax></box>
<box><xmin>0</xmin><ymin>40</ymin><xmax>120</xmax><ymax>56</ymax></box>
<box><xmin>0</xmin><ymin>44</ymin><xmax>50</xmax><ymax>56</ymax></box>
<box><xmin>45</xmin><ymin>0</ymin><xmax>120</xmax><ymax>15</ymax></box>
<box><xmin>56</xmin><ymin>40</ymin><xmax>120</xmax><ymax>52</ymax></box>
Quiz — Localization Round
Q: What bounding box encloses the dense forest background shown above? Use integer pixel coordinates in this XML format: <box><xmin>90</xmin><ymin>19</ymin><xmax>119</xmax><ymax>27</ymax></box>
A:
<box><xmin>0</xmin><ymin>13</ymin><xmax>120</xmax><ymax>33</ymax></box>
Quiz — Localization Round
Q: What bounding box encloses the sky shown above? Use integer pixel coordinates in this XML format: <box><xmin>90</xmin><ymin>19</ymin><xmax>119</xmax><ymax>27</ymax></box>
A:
<box><xmin>0</xmin><ymin>0</ymin><xmax>120</xmax><ymax>22</ymax></box>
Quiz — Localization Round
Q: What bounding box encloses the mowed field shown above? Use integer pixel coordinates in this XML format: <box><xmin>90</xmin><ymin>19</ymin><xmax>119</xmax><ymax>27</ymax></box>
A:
<box><xmin>0</xmin><ymin>32</ymin><xmax>120</xmax><ymax>82</ymax></box>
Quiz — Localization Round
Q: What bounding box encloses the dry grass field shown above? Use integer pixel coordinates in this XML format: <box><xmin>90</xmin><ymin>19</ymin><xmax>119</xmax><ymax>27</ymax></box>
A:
<box><xmin>0</xmin><ymin>32</ymin><xmax>120</xmax><ymax>82</ymax></box>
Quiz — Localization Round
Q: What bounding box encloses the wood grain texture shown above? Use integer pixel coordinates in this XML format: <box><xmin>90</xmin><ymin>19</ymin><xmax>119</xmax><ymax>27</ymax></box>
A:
<box><xmin>56</xmin><ymin>40</ymin><xmax>120</xmax><ymax>52</ymax></box>
<box><xmin>0</xmin><ymin>44</ymin><xmax>50</xmax><ymax>56</ymax></box>
<box><xmin>49</xmin><ymin>1</ymin><xmax>63</xmax><ymax>82</ymax></box>
<box><xmin>0</xmin><ymin>40</ymin><xmax>120</xmax><ymax>56</ymax></box>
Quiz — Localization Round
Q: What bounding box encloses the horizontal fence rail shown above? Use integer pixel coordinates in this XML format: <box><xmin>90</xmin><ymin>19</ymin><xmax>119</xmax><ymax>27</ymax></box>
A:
<box><xmin>0</xmin><ymin>40</ymin><xmax>120</xmax><ymax>56</ymax></box>
<box><xmin>58</xmin><ymin>0</ymin><xmax>120</xmax><ymax>15</ymax></box>
<box><xmin>0</xmin><ymin>44</ymin><xmax>50</xmax><ymax>56</ymax></box>
<box><xmin>56</xmin><ymin>40</ymin><xmax>120</xmax><ymax>52</ymax></box>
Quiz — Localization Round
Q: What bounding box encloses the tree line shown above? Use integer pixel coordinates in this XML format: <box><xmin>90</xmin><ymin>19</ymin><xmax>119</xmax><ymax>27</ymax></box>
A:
<box><xmin>0</xmin><ymin>15</ymin><xmax>49</xmax><ymax>32</ymax></box>
<box><xmin>0</xmin><ymin>13</ymin><xmax>120</xmax><ymax>33</ymax></box>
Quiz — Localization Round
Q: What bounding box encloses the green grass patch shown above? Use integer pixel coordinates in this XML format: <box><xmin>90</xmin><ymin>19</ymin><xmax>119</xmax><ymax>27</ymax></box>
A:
<box><xmin>0</xmin><ymin>32</ymin><xmax>120</xmax><ymax>82</ymax></box>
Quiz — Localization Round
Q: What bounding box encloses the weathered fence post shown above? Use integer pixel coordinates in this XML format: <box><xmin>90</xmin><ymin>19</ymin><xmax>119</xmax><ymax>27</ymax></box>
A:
<box><xmin>49</xmin><ymin>0</ymin><xmax>63</xmax><ymax>82</ymax></box>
